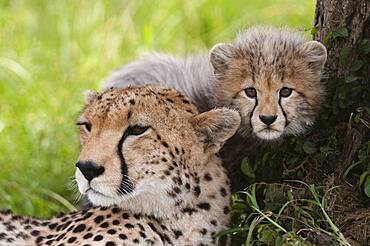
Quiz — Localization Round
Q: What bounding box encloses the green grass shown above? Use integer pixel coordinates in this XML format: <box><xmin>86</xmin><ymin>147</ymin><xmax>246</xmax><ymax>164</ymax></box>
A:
<box><xmin>0</xmin><ymin>0</ymin><xmax>315</xmax><ymax>217</ymax></box>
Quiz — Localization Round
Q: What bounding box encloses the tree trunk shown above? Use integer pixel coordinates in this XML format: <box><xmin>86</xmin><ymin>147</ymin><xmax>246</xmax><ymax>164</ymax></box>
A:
<box><xmin>313</xmin><ymin>1</ymin><xmax>370</xmax><ymax>245</ymax></box>
<box><xmin>313</xmin><ymin>0</ymin><xmax>370</xmax><ymax>78</ymax></box>
<box><xmin>314</xmin><ymin>0</ymin><xmax>370</xmax><ymax>177</ymax></box>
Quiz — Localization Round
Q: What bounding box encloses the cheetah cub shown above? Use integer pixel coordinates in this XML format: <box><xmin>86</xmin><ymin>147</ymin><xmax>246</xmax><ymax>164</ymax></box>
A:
<box><xmin>106</xmin><ymin>26</ymin><xmax>327</xmax><ymax>140</ymax></box>
<box><xmin>0</xmin><ymin>86</ymin><xmax>240</xmax><ymax>245</ymax></box>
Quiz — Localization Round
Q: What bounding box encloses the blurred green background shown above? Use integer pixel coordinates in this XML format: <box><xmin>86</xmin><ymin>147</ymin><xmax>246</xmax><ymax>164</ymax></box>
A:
<box><xmin>0</xmin><ymin>0</ymin><xmax>314</xmax><ymax>217</ymax></box>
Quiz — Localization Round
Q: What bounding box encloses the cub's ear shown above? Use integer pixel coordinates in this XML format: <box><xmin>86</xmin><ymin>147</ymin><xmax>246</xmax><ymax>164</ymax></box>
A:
<box><xmin>190</xmin><ymin>108</ymin><xmax>241</xmax><ymax>154</ymax></box>
<box><xmin>83</xmin><ymin>90</ymin><xmax>99</xmax><ymax>104</ymax></box>
<box><xmin>297</xmin><ymin>41</ymin><xmax>327</xmax><ymax>70</ymax></box>
<box><xmin>209</xmin><ymin>43</ymin><xmax>237</xmax><ymax>75</ymax></box>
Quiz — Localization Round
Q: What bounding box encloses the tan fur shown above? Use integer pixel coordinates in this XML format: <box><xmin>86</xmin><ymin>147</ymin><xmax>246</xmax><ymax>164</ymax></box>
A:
<box><xmin>0</xmin><ymin>86</ymin><xmax>240</xmax><ymax>245</ymax></box>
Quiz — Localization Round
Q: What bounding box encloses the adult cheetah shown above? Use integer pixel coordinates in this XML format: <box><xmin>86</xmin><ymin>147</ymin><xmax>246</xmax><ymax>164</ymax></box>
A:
<box><xmin>0</xmin><ymin>86</ymin><xmax>240</xmax><ymax>245</ymax></box>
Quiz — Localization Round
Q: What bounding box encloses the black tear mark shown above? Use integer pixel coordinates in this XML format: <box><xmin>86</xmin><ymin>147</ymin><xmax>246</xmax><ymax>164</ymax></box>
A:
<box><xmin>249</xmin><ymin>97</ymin><xmax>258</xmax><ymax>129</ymax></box>
<box><xmin>117</xmin><ymin>128</ymin><xmax>134</xmax><ymax>195</ymax></box>
<box><xmin>278</xmin><ymin>97</ymin><xmax>289</xmax><ymax>127</ymax></box>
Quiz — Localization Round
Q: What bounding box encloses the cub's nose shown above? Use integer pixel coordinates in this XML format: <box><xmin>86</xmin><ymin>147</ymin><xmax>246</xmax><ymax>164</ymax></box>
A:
<box><xmin>76</xmin><ymin>161</ymin><xmax>105</xmax><ymax>181</ymax></box>
<box><xmin>259</xmin><ymin>115</ymin><xmax>277</xmax><ymax>126</ymax></box>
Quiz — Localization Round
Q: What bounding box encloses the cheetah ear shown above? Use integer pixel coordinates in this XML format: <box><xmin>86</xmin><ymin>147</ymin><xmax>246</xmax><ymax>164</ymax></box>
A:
<box><xmin>209</xmin><ymin>43</ymin><xmax>237</xmax><ymax>75</ymax></box>
<box><xmin>190</xmin><ymin>108</ymin><xmax>241</xmax><ymax>154</ymax></box>
<box><xmin>83</xmin><ymin>90</ymin><xmax>99</xmax><ymax>104</ymax></box>
<box><xmin>297</xmin><ymin>41</ymin><xmax>327</xmax><ymax>70</ymax></box>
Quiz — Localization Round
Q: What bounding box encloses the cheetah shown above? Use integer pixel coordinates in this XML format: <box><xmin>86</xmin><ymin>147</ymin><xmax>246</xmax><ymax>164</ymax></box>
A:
<box><xmin>105</xmin><ymin>26</ymin><xmax>327</xmax><ymax>140</ymax></box>
<box><xmin>0</xmin><ymin>86</ymin><xmax>240</xmax><ymax>245</ymax></box>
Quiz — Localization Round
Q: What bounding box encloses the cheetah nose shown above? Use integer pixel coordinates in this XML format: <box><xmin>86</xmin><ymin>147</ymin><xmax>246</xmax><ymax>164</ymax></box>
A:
<box><xmin>76</xmin><ymin>161</ymin><xmax>105</xmax><ymax>181</ymax></box>
<box><xmin>259</xmin><ymin>115</ymin><xmax>277</xmax><ymax>126</ymax></box>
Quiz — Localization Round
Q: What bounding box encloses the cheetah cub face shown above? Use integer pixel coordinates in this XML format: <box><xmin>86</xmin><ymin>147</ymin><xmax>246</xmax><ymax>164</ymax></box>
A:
<box><xmin>210</xmin><ymin>27</ymin><xmax>327</xmax><ymax>140</ymax></box>
<box><xmin>75</xmin><ymin>86</ymin><xmax>240</xmax><ymax>215</ymax></box>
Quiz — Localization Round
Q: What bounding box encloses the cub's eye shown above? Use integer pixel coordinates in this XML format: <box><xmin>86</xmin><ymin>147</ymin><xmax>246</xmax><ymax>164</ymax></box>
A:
<box><xmin>244</xmin><ymin>87</ymin><xmax>257</xmax><ymax>98</ymax></box>
<box><xmin>77</xmin><ymin>122</ymin><xmax>92</xmax><ymax>132</ymax></box>
<box><xmin>280</xmin><ymin>87</ymin><xmax>293</xmax><ymax>97</ymax></box>
<box><xmin>129</xmin><ymin>125</ymin><xmax>149</xmax><ymax>135</ymax></box>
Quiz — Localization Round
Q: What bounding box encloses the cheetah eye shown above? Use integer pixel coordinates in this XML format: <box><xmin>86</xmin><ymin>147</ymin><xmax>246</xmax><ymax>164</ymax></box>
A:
<box><xmin>77</xmin><ymin>122</ymin><xmax>92</xmax><ymax>132</ymax></box>
<box><xmin>279</xmin><ymin>87</ymin><xmax>293</xmax><ymax>98</ymax></box>
<box><xmin>128</xmin><ymin>125</ymin><xmax>149</xmax><ymax>136</ymax></box>
<box><xmin>244</xmin><ymin>87</ymin><xmax>257</xmax><ymax>98</ymax></box>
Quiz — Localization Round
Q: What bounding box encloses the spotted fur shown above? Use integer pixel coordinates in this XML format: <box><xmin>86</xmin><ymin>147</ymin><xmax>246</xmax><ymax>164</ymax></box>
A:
<box><xmin>105</xmin><ymin>26</ymin><xmax>327</xmax><ymax>140</ymax></box>
<box><xmin>0</xmin><ymin>86</ymin><xmax>240</xmax><ymax>245</ymax></box>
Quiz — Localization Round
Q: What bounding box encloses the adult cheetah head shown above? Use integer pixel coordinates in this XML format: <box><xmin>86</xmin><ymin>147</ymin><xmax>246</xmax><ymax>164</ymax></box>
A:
<box><xmin>75</xmin><ymin>86</ymin><xmax>240</xmax><ymax>214</ymax></box>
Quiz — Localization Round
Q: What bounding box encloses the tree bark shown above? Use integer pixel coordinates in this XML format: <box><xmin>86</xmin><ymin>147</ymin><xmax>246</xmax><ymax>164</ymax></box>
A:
<box><xmin>314</xmin><ymin>1</ymin><xmax>370</xmax><ymax>244</ymax></box>
<box><xmin>314</xmin><ymin>0</ymin><xmax>370</xmax><ymax>178</ymax></box>
<box><xmin>313</xmin><ymin>0</ymin><xmax>370</xmax><ymax>78</ymax></box>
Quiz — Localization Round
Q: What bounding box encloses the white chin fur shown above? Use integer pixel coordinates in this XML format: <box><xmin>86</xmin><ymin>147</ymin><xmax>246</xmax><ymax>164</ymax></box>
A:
<box><xmin>87</xmin><ymin>191</ymin><xmax>119</xmax><ymax>207</ymax></box>
<box><xmin>254</xmin><ymin>129</ymin><xmax>283</xmax><ymax>140</ymax></box>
